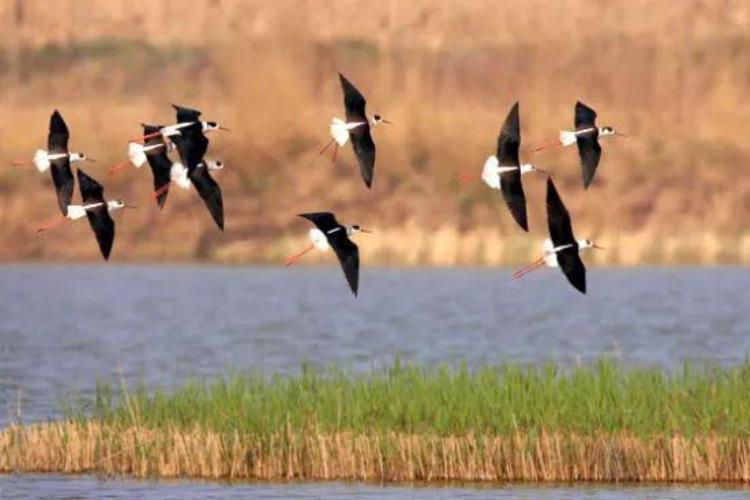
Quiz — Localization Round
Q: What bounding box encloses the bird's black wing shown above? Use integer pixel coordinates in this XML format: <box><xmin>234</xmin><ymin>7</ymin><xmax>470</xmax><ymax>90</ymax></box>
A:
<box><xmin>501</xmin><ymin>173</ymin><xmax>528</xmax><ymax>232</ymax></box>
<box><xmin>497</xmin><ymin>101</ymin><xmax>520</xmax><ymax>166</ymax></box>
<box><xmin>142</xmin><ymin>124</ymin><xmax>173</xmax><ymax>209</ymax></box>
<box><xmin>546</xmin><ymin>178</ymin><xmax>585</xmax><ymax>293</ymax></box>
<box><xmin>350</xmin><ymin>126</ymin><xmax>375</xmax><ymax>188</ymax></box>
<box><xmin>329</xmin><ymin>232</ymin><xmax>359</xmax><ymax>296</ymax></box>
<box><xmin>339</xmin><ymin>73</ymin><xmax>367</xmax><ymax>123</ymax></box>
<box><xmin>47</xmin><ymin>110</ymin><xmax>70</xmax><ymax>153</ymax></box>
<box><xmin>49</xmin><ymin>159</ymin><xmax>74</xmax><ymax>215</ymax></box>
<box><xmin>546</xmin><ymin>178</ymin><xmax>576</xmax><ymax>247</ymax></box>
<box><xmin>188</xmin><ymin>162</ymin><xmax>224</xmax><ymax>231</ymax></box>
<box><xmin>574</xmin><ymin>101</ymin><xmax>601</xmax><ymax>189</ymax></box>
<box><xmin>497</xmin><ymin>102</ymin><xmax>526</xmax><ymax>230</ymax></box>
<box><xmin>77</xmin><ymin>169</ymin><xmax>115</xmax><ymax>260</ymax></box>
<box><xmin>172</xmin><ymin>104</ymin><xmax>202</xmax><ymax>124</ymax></box>
<box><xmin>298</xmin><ymin>212</ymin><xmax>340</xmax><ymax>232</ymax></box>
<box><xmin>298</xmin><ymin>212</ymin><xmax>359</xmax><ymax>295</ymax></box>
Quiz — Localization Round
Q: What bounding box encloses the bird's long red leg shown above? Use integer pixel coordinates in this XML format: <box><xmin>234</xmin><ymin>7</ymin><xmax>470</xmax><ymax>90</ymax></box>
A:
<box><xmin>512</xmin><ymin>257</ymin><xmax>546</xmax><ymax>280</ymax></box>
<box><xmin>319</xmin><ymin>138</ymin><xmax>334</xmax><ymax>156</ymax></box>
<box><xmin>108</xmin><ymin>160</ymin><xmax>131</xmax><ymax>176</ymax></box>
<box><xmin>152</xmin><ymin>182</ymin><xmax>171</xmax><ymax>199</ymax></box>
<box><xmin>458</xmin><ymin>172</ymin><xmax>478</xmax><ymax>186</ymax></box>
<box><xmin>10</xmin><ymin>159</ymin><xmax>33</xmax><ymax>166</ymax></box>
<box><xmin>331</xmin><ymin>144</ymin><xmax>339</xmax><ymax>163</ymax></box>
<box><xmin>530</xmin><ymin>139</ymin><xmax>564</xmax><ymax>153</ymax></box>
<box><xmin>284</xmin><ymin>244</ymin><xmax>314</xmax><ymax>267</ymax></box>
<box><xmin>35</xmin><ymin>216</ymin><xmax>69</xmax><ymax>236</ymax></box>
<box><xmin>131</xmin><ymin>131</ymin><xmax>160</xmax><ymax>142</ymax></box>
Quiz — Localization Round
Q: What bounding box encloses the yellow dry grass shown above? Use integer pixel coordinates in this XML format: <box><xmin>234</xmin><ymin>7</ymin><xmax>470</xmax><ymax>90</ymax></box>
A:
<box><xmin>0</xmin><ymin>1</ymin><xmax>747</xmax><ymax>264</ymax></box>
<box><xmin>3</xmin><ymin>421</ymin><xmax>750</xmax><ymax>483</ymax></box>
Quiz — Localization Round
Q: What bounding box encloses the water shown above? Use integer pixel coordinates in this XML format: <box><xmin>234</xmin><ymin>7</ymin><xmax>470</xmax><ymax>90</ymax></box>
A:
<box><xmin>0</xmin><ymin>265</ymin><xmax>748</xmax><ymax>498</ymax></box>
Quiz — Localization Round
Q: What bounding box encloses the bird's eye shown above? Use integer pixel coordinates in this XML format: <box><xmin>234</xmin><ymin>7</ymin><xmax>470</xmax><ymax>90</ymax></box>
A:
<box><xmin>353</xmin><ymin>225</ymin><xmax>360</xmax><ymax>230</ymax></box>
<box><xmin>373</xmin><ymin>114</ymin><xmax>381</xmax><ymax>121</ymax></box>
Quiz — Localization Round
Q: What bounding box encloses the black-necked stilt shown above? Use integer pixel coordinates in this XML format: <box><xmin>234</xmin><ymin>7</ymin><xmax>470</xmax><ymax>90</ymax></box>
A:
<box><xmin>531</xmin><ymin>101</ymin><xmax>626</xmax><ymax>189</ymax></box>
<box><xmin>284</xmin><ymin>211</ymin><xmax>370</xmax><ymax>296</ymax></box>
<box><xmin>108</xmin><ymin>124</ymin><xmax>176</xmax><ymax>209</ymax></box>
<box><xmin>319</xmin><ymin>73</ymin><xmax>391</xmax><ymax>189</ymax></box>
<box><xmin>132</xmin><ymin>104</ymin><xmax>229</xmax><ymax>144</ymax></box>
<box><xmin>12</xmin><ymin>110</ymin><xmax>95</xmax><ymax>215</ymax></box>
<box><xmin>36</xmin><ymin>169</ymin><xmax>135</xmax><ymax>260</ymax></box>
<box><xmin>512</xmin><ymin>177</ymin><xmax>603</xmax><ymax>294</ymax></box>
<box><xmin>460</xmin><ymin>102</ymin><xmax>546</xmax><ymax>232</ymax></box>
<box><xmin>155</xmin><ymin>128</ymin><xmax>225</xmax><ymax>231</ymax></box>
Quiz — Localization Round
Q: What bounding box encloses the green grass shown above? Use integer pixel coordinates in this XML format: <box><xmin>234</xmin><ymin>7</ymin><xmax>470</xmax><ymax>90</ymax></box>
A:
<box><xmin>83</xmin><ymin>359</ymin><xmax>750</xmax><ymax>438</ymax></box>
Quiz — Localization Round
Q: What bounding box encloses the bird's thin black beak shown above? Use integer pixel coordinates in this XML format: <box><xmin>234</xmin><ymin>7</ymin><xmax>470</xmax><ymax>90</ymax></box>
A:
<box><xmin>593</xmin><ymin>244</ymin><xmax>605</xmax><ymax>250</ymax></box>
<box><xmin>615</xmin><ymin>132</ymin><xmax>628</xmax><ymax>138</ymax></box>
<box><xmin>219</xmin><ymin>126</ymin><xmax>231</xmax><ymax>132</ymax></box>
<box><xmin>360</xmin><ymin>228</ymin><xmax>373</xmax><ymax>234</ymax></box>
<box><xmin>124</xmin><ymin>204</ymin><xmax>138</xmax><ymax>209</ymax></box>
<box><xmin>85</xmin><ymin>158</ymin><xmax>97</xmax><ymax>163</ymax></box>
<box><xmin>535</xmin><ymin>167</ymin><xmax>549</xmax><ymax>175</ymax></box>
<box><xmin>381</xmin><ymin>120</ymin><xmax>393</xmax><ymax>125</ymax></box>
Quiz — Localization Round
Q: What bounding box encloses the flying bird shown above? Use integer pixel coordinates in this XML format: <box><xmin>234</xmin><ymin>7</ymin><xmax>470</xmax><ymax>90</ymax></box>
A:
<box><xmin>132</xmin><ymin>104</ymin><xmax>229</xmax><ymax>145</ymax></box>
<box><xmin>12</xmin><ymin>110</ymin><xmax>95</xmax><ymax>215</ymax></box>
<box><xmin>36</xmin><ymin>169</ymin><xmax>134</xmax><ymax>260</ymax></box>
<box><xmin>156</xmin><ymin>128</ymin><xmax>225</xmax><ymax>230</ymax></box>
<box><xmin>460</xmin><ymin>102</ymin><xmax>546</xmax><ymax>232</ymax></box>
<box><xmin>319</xmin><ymin>73</ymin><xmax>391</xmax><ymax>188</ymax></box>
<box><xmin>284</xmin><ymin>211</ymin><xmax>370</xmax><ymax>296</ymax></box>
<box><xmin>531</xmin><ymin>101</ymin><xmax>626</xmax><ymax>189</ymax></box>
<box><xmin>108</xmin><ymin>124</ymin><xmax>176</xmax><ymax>209</ymax></box>
<box><xmin>512</xmin><ymin>177</ymin><xmax>603</xmax><ymax>294</ymax></box>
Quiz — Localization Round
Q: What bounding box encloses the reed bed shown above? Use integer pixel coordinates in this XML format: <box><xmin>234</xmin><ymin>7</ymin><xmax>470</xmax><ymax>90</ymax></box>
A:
<box><xmin>4</xmin><ymin>360</ymin><xmax>750</xmax><ymax>483</ymax></box>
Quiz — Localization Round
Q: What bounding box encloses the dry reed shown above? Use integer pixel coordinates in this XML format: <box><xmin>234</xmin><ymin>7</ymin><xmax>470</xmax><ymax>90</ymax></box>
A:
<box><xmin>4</xmin><ymin>422</ymin><xmax>750</xmax><ymax>483</ymax></box>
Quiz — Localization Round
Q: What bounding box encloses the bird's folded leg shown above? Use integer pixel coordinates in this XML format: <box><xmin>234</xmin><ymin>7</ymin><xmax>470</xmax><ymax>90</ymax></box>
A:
<box><xmin>512</xmin><ymin>256</ymin><xmax>546</xmax><ymax>280</ymax></box>
<box><xmin>530</xmin><ymin>139</ymin><xmax>563</xmax><ymax>153</ymax></box>
<box><xmin>284</xmin><ymin>244</ymin><xmax>314</xmax><ymax>267</ymax></box>
<box><xmin>152</xmin><ymin>182</ymin><xmax>171</xmax><ymax>199</ymax></box>
<box><xmin>108</xmin><ymin>160</ymin><xmax>131</xmax><ymax>176</ymax></box>
<box><xmin>35</xmin><ymin>216</ymin><xmax>69</xmax><ymax>236</ymax></box>
<box><xmin>331</xmin><ymin>144</ymin><xmax>339</xmax><ymax>163</ymax></box>
<box><xmin>458</xmin><ymin>172</ymin><xmax>478</xmax><ymax>186</ymax></box>
<box><xmin>319</xmin><ymin>138</ymin><xmax>334</xmax><ymax>156</ymax></box>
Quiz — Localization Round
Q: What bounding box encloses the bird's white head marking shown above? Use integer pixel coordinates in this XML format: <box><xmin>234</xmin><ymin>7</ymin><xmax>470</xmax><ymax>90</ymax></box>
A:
<box><xmin>371</xmin><ymin>114</ymin><xmax>392</xmax><ymax>127</ymax></box>
<box><xmin>207</xmin><ymin>160</ymin><xmax>224</xmax><ymax>171</ymax></box>
<box><xmin>70</xmin><ymin>152</ymin><xmax>87</xmax><ymax>162</ymax></box>
<box><xmin>346</xmin><ymin>224</ymin><xmax>371</xmax><ymax>236</ymax></box>
<box><xmin>599</xmin><ymin>126</ymin><xmax>615</xmax><ymax>137</ymax></box>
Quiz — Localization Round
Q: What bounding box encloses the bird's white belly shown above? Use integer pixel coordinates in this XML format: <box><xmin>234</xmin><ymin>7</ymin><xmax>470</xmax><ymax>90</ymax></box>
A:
<box><xmin>128</xmin><ymin>142</ymin><xmax>148</xmax><ymax>168</ymax></box>
<box><xmin>480</xmin><ymin>156</ymin><xmax>501</xmax><ymax>190</ymax></box>
<box><xmin>309</xmin><ymin>228</ymin><xmax>330</xmax><ymax>251</ymax></box>
<box><xmin>330</xmin><ymin>118</ymin><xmax>351</xmax><ymax>146</ymax></box>
<box><xmin>66</xmin><ymin>205</ymin><xmax>87</xmax><ymax>220</ymax></box>
<box><xmin>170</xmin><ymin>162</ymin><xmax>191</xmax><ymax>189</ymax></box>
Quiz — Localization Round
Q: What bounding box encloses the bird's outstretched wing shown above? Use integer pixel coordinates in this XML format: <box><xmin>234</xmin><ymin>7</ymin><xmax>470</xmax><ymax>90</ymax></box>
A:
<box><xmin>50</xmin><ymin>160</ymin><xmax>74</xmax><ymax>216</ymax></box>
<box><xmin>497</xmin><ymin>101</ymin><xmax>520</xmax><ymax>166</ymax></box>
<box><xmin>298</xmin><ymin>212</ymin><xmax>360</xmax><ymax>296</ymax></box>
<box><xmin>338</xmin><ymin>73</ymin><xmax>367</xmax><ymax>123</ymax></box>
<box><xmin>172</xmin><ymin>104</ymin><xmax>202</xmax><ymax>124</ymax></box>
<box><xmin>350</xmin><ymin>127</ymin><xmax>375</xmax><ymax>188</ymax></box>
<box><xmin>574</xmin><ymin>101</ymin><xmax>602</xmax><ymax>189</ymax></box>
<box><xmin>497</xmin><ymin>102</ymin><xmax>527</xmax><ymax>231</ymax></box>
<box><xmin>142</xmin><ymin>124</ymin><xmax>173</xmax><ymax>209</ymax></box>
<box><xmin>188</xmin><ymin>162</ymin><xmax>224</xmax><ymax>230</ymax></box>
<box><xmin>77</xmin><ymin>169</ymin><xmax>115</xmax><ymax>260</ymax></box>
<box><xmin>48</xmin><ymin>110</ymin><xmax>70</xmax><ymax>153</ymax></box>
<box><xmin>546</xmin><ymin>178</ymin><xmax>585</xmax><ymax>293</ymax></box>
<box><xmin>171</xmin><ymin>105</ymin><xmax>209</xmax><ymax>169</ymax></box>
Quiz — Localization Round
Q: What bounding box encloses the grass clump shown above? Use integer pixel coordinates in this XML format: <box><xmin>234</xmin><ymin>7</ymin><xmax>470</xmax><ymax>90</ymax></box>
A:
<box><xmin>88</xmin><ymin>358</ymin><xmax>750</xmax><ymax>438</ymax></box>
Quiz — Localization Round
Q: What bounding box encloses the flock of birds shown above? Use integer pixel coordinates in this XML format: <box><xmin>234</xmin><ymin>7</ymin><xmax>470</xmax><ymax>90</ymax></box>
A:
<box><xmin>12</xmin><ymin>73</ymin><xmax>625</xmax><ymax>296</ymax></box>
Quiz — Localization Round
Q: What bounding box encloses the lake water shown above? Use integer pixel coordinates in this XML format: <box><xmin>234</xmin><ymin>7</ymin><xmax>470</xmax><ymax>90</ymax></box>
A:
<box><xmin>0</xmin><ymin>265</ymin><xmax>748</xmax><ymax>498</ymax></box>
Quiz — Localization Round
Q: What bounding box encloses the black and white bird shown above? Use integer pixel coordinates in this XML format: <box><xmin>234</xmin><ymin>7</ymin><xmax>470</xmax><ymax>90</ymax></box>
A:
<box><xmin>284</xmin><ymin>212</ymin><xmax>370</xmax><ymax>296</ymax></box>
<box><xmin>12</xmin><ymin>110</ymin><xmax>95</xmax><ymax>215</ymax></box>
<box><xmin>319</xmin><ymin>73</ymin><xmax>391</xmax><ymax>189</ymax></box>
<box><xmin>107</xmin><ymin>124</ymin><xmax>176</xmax><ymax>209</ymax></box>
<box><xmin>36</xmin><ymin>169</ymin><xmax>134</xmax><ymax>260</ymax></box>
<box><xmin>163</xmin><ymin>124</ymin><xmax>225</xmax><ymax>231</ymax></box>
<box><xmin>532</xmin><ymin>101</ymin><xmax>626</xmax><ymax>189</ymax></box>
<box><xmin>460</xmin><ymin>102</ymin><xmax>546</xmax><ymax>232</ymax></box>
<box><xmin>512</xmin><ymin>177</ymin><xmax>603</xmax><ymax>294</ymax></box>
<box><xmin>133</xmin><ymin>104</ymin><xmax>229</xmax><ymax>144</ymax></box>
